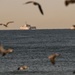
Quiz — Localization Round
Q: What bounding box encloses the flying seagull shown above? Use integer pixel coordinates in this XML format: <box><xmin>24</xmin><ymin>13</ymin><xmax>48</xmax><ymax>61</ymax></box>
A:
<box><xmin>25</xmin><ymin>1</ymin><xmax>44</xmax><ymax>15</ymax></box>
<box><xmin>48</xmin><ymin>53</ymin><xmax>60</xmax><ymax>65</ymax></box>
<box><xmin>0</xmin><ymin>21</ymin><xmax>14</xmax><ymax>27</ymax></box>
<box><xmin>2</xmin><ymin>48</ymin><xmax>13</xmax><ymax>56</ymax></box>
<box><xmin>0</xmin><ymin>44</ymin><xmax>13</xmax><ymax>56</ymax></box>
<box><xmin>65</xmin><ymin>0</ymin><xmax>75</xmax><ymax>6</ymax></box>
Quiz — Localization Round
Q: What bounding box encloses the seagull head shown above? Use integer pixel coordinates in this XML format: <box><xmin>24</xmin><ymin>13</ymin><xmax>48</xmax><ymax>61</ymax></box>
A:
<box><xmin>55</xmin><ymin>53</ymin><xmax>60</xmax><ymax>56</ymax></box>
<box><xmin>7</xmin><ymin>48</ymin><xmax>13</xmax><ymax>53</ymax></box>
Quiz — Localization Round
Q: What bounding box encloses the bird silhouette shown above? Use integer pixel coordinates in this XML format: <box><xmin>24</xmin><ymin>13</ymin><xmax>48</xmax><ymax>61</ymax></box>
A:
<box><xmin>24</xmin><ymin>1</ymin><xmax>44</xmax><ymax>15</ymax></box>
<box><xmin>0</xmin><ymin>21</ymin><xmax>14</xmax><ymax>27</ymax></box>
<box><xmin>48</xmin><ymin>53</ymin><xmax>60</xmax><ymax>65</ymax></box>
<box><xmin>65</xmin><ymin>0</ymin><xmax>75</xmax><ymax>6</ymax></box>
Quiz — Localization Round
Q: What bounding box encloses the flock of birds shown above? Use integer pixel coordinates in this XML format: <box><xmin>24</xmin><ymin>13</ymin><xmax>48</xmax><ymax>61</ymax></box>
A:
<box><xmin>0</xmin><ymin>0</ymin><xmax>75</xmax><ymax>74</ymax></box>
<box><xmin>0</xmin><ymin>44</ymin><xmax>28</xmax><ymax>70</ymax></box>
<box><xmin>0</xmin><ymin>0</ymin><xmax>75</xmax><ymax>28</ymax></box>
<box><xmin>0</xmin><ymin>43</ymin><xmax>75</xmax><ymax>74</ymax></box>
<box><xmin>0</xmin><ymin>44</ymin><xmax>60</xmax><ymax>71</ymax></box>
<box><xmin>24</xmin><ymin>0</ymin><xmax>75</xmax><ymax>15</ymax></box>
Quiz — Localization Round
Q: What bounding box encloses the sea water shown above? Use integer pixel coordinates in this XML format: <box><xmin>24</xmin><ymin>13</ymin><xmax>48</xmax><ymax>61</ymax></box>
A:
<box><xmin>0</xmin><ymin>29</ymin><xmax>75</xmax><ymax>75</ymax></box>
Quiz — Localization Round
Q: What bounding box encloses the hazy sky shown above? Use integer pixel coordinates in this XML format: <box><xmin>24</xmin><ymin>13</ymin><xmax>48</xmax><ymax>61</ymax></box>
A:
<box><xmin>0</xmin><ymin>0</ymin><xmax>75</xmax><ymax>30</ymax></box>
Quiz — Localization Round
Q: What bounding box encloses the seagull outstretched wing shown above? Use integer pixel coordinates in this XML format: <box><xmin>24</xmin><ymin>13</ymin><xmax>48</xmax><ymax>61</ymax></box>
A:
<box><xmin>38</xmin><ymin>4</ymin><xmax>44</xmax><ymax>15</ymax></box>
<box><xmin>6</xmin><ymin>21</ymin><xmax>14</xmax><ymax>25</ymax></box>
<box><xmin>25</xmin><ymin>1</ymin><xmax>44</xmax><ymax>15</ymax></box>
<box><xmin>25</xmin><ymin>1</ymin><xmax>33</xmax><ymax>4</ymax></box>
<box><xmin>0</xmin><ymin>21</ymin><xmax>14</xmax><ymax>27</ymax></box>
<box><xmin>4</xmin><ymin>21</ymin><xmax>14</xmax><ymax>27</ymax></box>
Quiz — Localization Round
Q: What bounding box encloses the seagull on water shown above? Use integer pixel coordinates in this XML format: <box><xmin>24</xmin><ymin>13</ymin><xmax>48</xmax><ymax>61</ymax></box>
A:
<box><xmin>48</xmin><ymin>53</ymin><xmax>60</xmax><ymax>65</ymax></box>
<box><xmin>0</xmin><ymin>21</ymin><xmax>14</xmax><ymax>27</ymax></box>
<box><xmin>65</xmin><ymin>0</ymin><xmax>75</xmax><ymax>6</ymax></box>
<box><xmin>17</xmin><ymin>65</ymin><xmax>29</xmax><ymax>70</ymax></box>
<box><xmin>24</xmin><ymin>1</ymin><xmax>44</xmax><ymax>15</ymax></box>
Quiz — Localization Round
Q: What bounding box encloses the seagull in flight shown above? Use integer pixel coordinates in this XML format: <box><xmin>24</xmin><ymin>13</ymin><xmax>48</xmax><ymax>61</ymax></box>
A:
<box><xmin>0</xmin><ymin>44</ymin><xmax>13</xmax><ymax>56</ymax></box>
<box><xmin>48</xmin><ymin>53</ymin><xmax>60</xmax><ymax>65</ymax></box>
<box><xmin>0</xmin><ymin>21</ymin><xmax>14</xmax><ymax>27</ymax></box>
<box><xmin>24</xmin><ymin>1</ymin><xmax>44</xmax><ymax>15</ymax></box>
<box><xmin>2</xmin><ymin>48</ymin><xmax>13</xmax><ymax>56</ymax></box>
<box><xmin>65</xmin><ymin>0</ymin><xmax>75</xmax><ymax>6</ymax></box>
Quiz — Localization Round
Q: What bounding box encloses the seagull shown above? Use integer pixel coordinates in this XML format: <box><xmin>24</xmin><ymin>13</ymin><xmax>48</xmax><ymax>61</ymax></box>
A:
<box><xmin>0</xmin><ymin>44</ymin><xmax>13</xmax><ymax>56</ymax></box>
<box><xmin>17</xmin><ymin>65</ymin><xmax>29</xmax><ymax>70</ymax></box>
<box><xmin>65</xmin><ymin>0</ymin><xmax>75</xmax><ymax>6</ymax></box>
<box><xmin>2</xmin><ymin>48</ymin><xmax>13</xmax><ymax>56</ymax></box>
<box><xmin>24</xmin><ymin>1</ymin><xmax>44</xmax><ymax>15</ymax></box>
<box><xmin>0</xmin><ymin>21</ymin><xmax>14</xmax><ymax>27</ymax></box>
<box><xmin>48</xmin><ymin>53</ymin><xmax>60</xmax><ymax>65</ymax></box>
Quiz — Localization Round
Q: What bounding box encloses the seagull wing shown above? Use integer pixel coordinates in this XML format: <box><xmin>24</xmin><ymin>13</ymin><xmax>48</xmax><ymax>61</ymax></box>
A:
<box><xmin>65</xmin><ymin>1</ymin><xmax>69</xmax><ymax>6</ymax></box>
<box><xmin>25</xmin><ymin>1</ymin><xmax>33</xmax><ymax>4</ymax></box>
<box><xmin>71</xmin><ymin>0</ymin><xmax>75</xmax><ymax>1</ymax></box>
<box><xmin>0</xmin><ymin>44</ymin><xmax>5</xmax><ymax>53</ymax></box>
<box><xmin>0</xmin><ymin>23</ymin><xmax>3</xmax><ymax>25</ymax></box>
<box><xmin>6</xmin><ymin>21</ymin><xmax>14</xmax><ymax>25</ymax></box>
<box><xmin>0</xmin><ymin>23</ymin><xmax>6</xmax><ymax>27</ymax></box>
<box><xmin>3</xmin><ymin>25</ymin><xmax>8</xmax><ymax>27</ymax></box>
<box><xmin>50</xmin><ymin>58</ymin><xmax>55</xmax><ymax>65</ymax></box>
<box><xmin>2</xmin><ymin>53</ymin><xmax>6</xmax><ymax>56</ymax></box>
<box><xmin>37</xmin><ymin>4</ymin><xmax>44</xmax><ymax>15</ymax></box>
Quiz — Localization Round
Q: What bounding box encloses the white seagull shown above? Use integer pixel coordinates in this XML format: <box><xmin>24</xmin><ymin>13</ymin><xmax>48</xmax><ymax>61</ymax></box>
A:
<box><xmin>17</xmin><ymin>65</ymin><xmax>29</xmax><ymax>70</ymax></box>
<box><xmin>24</xmin><ymin>1</ymin><xmax>44</xmax><ymax>15</ymax></box>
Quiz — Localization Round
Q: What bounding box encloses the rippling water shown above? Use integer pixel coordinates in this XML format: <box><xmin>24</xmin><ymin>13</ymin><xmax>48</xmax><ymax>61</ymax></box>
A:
<box><xmin>0</xmin><ymin>29</ymin><xmax>75</xmax><ymax>75</ymax></box>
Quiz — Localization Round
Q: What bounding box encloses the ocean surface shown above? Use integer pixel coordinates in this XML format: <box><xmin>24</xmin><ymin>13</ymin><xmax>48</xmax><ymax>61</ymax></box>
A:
<box><xmin>0</xmin><ymin>29</ymin><xmax>75</xmax><ymax>75</ymax></box>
